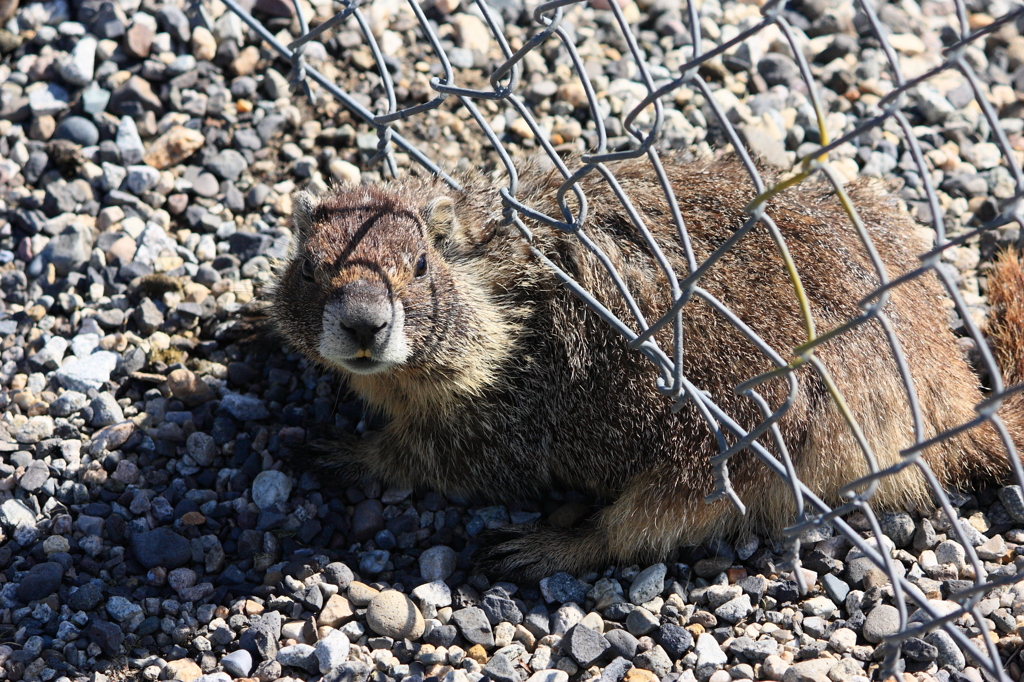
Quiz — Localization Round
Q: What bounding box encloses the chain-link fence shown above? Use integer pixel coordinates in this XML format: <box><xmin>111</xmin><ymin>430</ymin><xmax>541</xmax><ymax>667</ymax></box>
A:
<box><xmin>217</xmin><ymin>0</ymin><xmax>1024</xmax><ymax>677</ymax></box>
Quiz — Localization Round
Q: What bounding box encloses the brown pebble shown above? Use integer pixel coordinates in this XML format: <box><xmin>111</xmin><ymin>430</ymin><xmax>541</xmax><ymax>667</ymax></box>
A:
<box><xmin>466</xmin><ymin>644</ymin><xmax>488</xmax><ymax>664</ymax></box>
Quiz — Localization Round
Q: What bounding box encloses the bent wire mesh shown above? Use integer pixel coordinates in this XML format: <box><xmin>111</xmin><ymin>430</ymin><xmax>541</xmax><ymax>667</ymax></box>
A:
<box><xmin>217</xmin><ymin>0</ymin><xmax>1024</xmax><ymax>677</ymax></box>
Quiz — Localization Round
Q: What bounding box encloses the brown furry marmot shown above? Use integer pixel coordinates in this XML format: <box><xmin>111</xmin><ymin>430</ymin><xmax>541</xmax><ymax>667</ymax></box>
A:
<box><xmin>269</xmin><ymin>155</ymin><xmax>1023</xmax><ymax>581</ymax></box>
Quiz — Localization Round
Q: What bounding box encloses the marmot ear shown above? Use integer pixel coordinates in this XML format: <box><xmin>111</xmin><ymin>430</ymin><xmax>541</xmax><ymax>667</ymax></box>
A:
<box><xmin>424</xmin><ymin>196</ymin><xmax>458</xmax><ymax>243</ymax></box>
<box><xmin>292</xmin><ymin>191</ymin><xmax>317</xmax><ymax>239</ymax></box>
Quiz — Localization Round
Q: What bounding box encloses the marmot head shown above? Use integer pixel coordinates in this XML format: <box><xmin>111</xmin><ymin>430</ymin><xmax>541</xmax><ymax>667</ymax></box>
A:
<box><xmin>270</xmin><ymin>183</ymin><xmax>505</xmax><ymax>391</ymax></box>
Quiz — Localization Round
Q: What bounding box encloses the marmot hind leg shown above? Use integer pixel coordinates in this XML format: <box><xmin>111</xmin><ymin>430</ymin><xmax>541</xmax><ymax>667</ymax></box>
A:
<box><xmin>474</xmin><ymin>521</ymin><xmax>612</xmax><ymax>582</ymax></box>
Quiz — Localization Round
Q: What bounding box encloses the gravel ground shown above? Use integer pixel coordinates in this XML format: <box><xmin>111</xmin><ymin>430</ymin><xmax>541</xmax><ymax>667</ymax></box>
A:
<box><xmin>3</xmin><ymin>0</ymin><xmax>1024</xmax><ymax>681</ymax></box>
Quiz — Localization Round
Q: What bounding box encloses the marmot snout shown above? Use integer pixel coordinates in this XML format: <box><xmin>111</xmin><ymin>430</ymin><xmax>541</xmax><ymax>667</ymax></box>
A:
<box><xmin>270</xmin><ymin>156</ymin><xmax>1024</xmax><ymax>582</ymax></box>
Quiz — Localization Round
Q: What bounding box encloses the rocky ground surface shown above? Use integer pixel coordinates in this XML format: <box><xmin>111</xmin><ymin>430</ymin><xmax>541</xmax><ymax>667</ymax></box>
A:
<box><xmin>3</xmin><ymin>0</ymin><xmax>1024</xmax><ymax>681</ymax></box>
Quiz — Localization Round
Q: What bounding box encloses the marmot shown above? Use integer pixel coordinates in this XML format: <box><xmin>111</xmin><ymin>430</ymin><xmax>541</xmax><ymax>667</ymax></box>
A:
<box><xmin>269</xmin><ymin>155</ymin><xmax>1023</xmax><ymax>581</ymax></box>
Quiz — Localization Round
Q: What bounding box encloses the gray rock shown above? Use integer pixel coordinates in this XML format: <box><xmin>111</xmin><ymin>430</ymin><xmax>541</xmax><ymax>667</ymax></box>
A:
<box><xmin>324</xmin><ymin>562</ymin><xmax>354</xmax><ymax>588</ymax></box>
<box><xmin>998</xmin><ymin>486</ymin><xmax>1024</xmax><ymax>523</ymax></box>
<box><xmin>82</xmin><ymin>82</ymin><xmax>110</xmax><ymax>114</ymax></box>
<box><xmin>419</xmin><ymin>545</ymin><xmax>457</xmax><ymax>582</ymax></box>
<box><xmin>0</xmin><ymin>500</ymin><xmax>37</xmax><ymax>530</ymax></box>
<box><xmin>28</xmin><ymin>336</ymin><xmax>68</xmax><ymax>371</ymax></box>
<box><xmin>565</xmin><ymin>624</ymin><xmax>610</xmax><ymax>666</ymax></box>
<box><xmin>134</xmin><ymin>298</ymin><xmax>164</xmax><ymax>334</ymax></box>
<box><xmin>714</xmin><ymin>594</ymin><xmax>753</xmax><ymax>624</ymax></box>
<box><xmin>412</xmin><ymin>581</ymin><xmax>452</xmax><ymax>615</ymax></box>
<box><xmin>251</xmin><ymin>470</ymin><xmax>293</xmax><ymax>509</ymax></box>
<box><xmin>634</xmin><ymin>645</ymin><xmax>671</xmax><ymax>678</ymax></box>
<box><xmin>551</xmin><ymin>602</ymin><xmax>584</xmax><ymax>636</ymax></box>
<box><xmin>222</xmin><ymin>649</ymin><xmax>253</xmax><ymax>677</ymax></box>
<box><xmin>61</xmin><ymin>35</ymin><xmax>98</xmax><ymax>86</ymax></box>
<box><xmin>18</xmin><ymin>461</ymin><xmax>49</xmax><ymax>492</ymax></box>
<box><xmin>116</xmin><ymin>116</ymin><xmax>145</xmax><ymax>165</ymax></box>
<box><xmin>89</xmin><ymin>393</ymin><xmax>124</xmax><ymax>427</ymax></box>
<box><xmin>879</xmin><ymin>512</ymin><xmax>915</xmax><ymax>548</ymax></box>
<box><xmin>539</xmin><ymin>573</ymin><xmax>587</xmax><ymax>604</ymax></box>
<box><xmin>452</xmin><ymin>607</ymin><xmax>494</xmax><ymax>648</ymax></box>
<box><xmin>359</xmin><ymin>549</ymin><xmax>389</xmax><ymax>575</ymax></box>
<box><xmin>482</xmin><ymin>592</ymin><xmax>523</xmax><ymax>626</ymax></box>
<box><xmin>925</xmin><ymin>630</ymin><xmax>964</xmax><ymax>671</ymax></box>
<box><xmin>106</xmin><ymin>595</ymin><xmax>143</xmax><ymax>623</ymax></box>
<box><xmin>157</xmin><ymin>5</ymin><xmax>191</xmax><ymax>42</ymax></box>
<box><xmin>482</xmin><ymin>652</ymin><xmax>521</xmax><ymax>682</ymax></box>
<box><xmin>934</xmin><ymin>539</ymin><xmax>966</xmax><ymax>570</ymax></box>
<box><xmin>55</xmin><ymin>351</ymin><xmax>118</xmax><ymax>391</ymax></box>
<box><xmin>604</xmin><ymin>629</ymin><xmax>639</xmax><ymax>660</ymax></box>
<box><xmin>757</xmin><ymin>53</ymin><xmax>801</xmax><ymax>87</ymax></box>
<box><xmin>598</xmin><ymin>657</ymin><xmax>632</xmax><ymax>682</ymax></box>
<box><xmin>277</xmin><ymin>643</ymin><xmax>319</xmax><ymax>673</ymax></box>
<box><xmin>17</xmin><ymin>562</ymin><xmax>64</xmax><ymax>602</ymax></box>
<box><xmin>29</xmin><ymin>83</ymin><xmax>71</xmax><ymax>116</ymax></box>
<box><xmin>821</xmin><ymin>573</ymin><xmax>850</xmax><ymax>605</ymax></box>
<box><xmin>187</xmin><ymin>432</ymin><xmax>217</xmax><ymax>466</ymax></box>
<box><xmin>694</xmin><ymin>633</ymin><xmax>727</xmax><ymax>681</ymax></box>
<box><xmin>628</xmin><ymin>564</ymin><xmax>666</xmax><ymax>605</ymax></box>
<box><xmin>862</xmin><ymin>604</ymin><xmax>900</xmax><ymax>644</ymax></box>
<box><xmin>625</xmin><ymin>607</ymin><xmax>658</xmax><ymax>636</ymax></box>
<box><xmin>41</xmin><ymin>223</ymin><xmax>94</xmax><ymax>276</ymax></box>
<box><xmin>315</xmin><ymin>630</ymin><xmax>350</xmax><ymax>673</ymax></box>
<box><xmin>130</xmin><ymin>527</ymin><xmax>192</xmax><ymax>569</ymax></box>
<box><xmin>14</xmin><ymin>416</ymin><xmax>54</xmax><ymax>444</ymax></box>
<box><xmin>50</xmin><ymin>390</ymin><xmax>88</xmax><ymax>417</ymax></box>
<box><xmin>221</xmin><ymin>393</ymin><xmax>269</xmax><ymax>420</ymax></box>
<box><xmin>208</xmin><ymin>149</ymin><xmax>248</xmax><ymax>181</ymax></box>
<box><xmin>729</xmin><ymin>636</ymin><xmax>777</xmax><ymax>662</ymax></box>
<box><xmin>124</xmin><ymin>164</ymin><xmax>161</xmax><ymax>194</ymax></box>
<box><xmin>240</xmin><ymin>611</ymin><xmax>283</xmax><ymax>661</ymax></box>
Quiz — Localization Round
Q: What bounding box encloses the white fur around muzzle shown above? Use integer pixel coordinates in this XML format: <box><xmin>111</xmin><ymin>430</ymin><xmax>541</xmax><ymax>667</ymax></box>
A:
<box><xmin>318</xmin><ymin>299</ymin><xmax>410</xmax><ymax>374</ymax></box>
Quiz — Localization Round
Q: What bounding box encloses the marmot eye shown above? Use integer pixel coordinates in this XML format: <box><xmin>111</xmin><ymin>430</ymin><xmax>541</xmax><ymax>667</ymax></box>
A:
<box><xmin>414</xmin><ymin>254</ymin><xmax>428</xmax><ymax>278</ymax></box>
<box><xmin>300</xmin><ymin>259</ymin><xmax>315</xmax><ymax>281</ymax></box>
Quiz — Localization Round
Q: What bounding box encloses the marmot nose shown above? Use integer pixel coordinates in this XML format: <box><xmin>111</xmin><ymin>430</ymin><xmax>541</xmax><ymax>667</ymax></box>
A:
<box><xmin>338</xmin><ymin>280</ymin><xmax>392</xmax><ymax>350</ymax></box>
<box><xmin>342</xmin><ymin>318</ymin><xmax>388</xmax><ymax>349</ymax></box>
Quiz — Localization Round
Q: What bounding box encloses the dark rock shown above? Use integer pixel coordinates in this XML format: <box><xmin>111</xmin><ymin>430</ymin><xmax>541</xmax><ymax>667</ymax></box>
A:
<box><xmin>351</xmin><ymin>499</ymin><xmax>384</xmax><ymax>542</ymax></box>
<box><xmin>604</xmin><ymin>628</ymin><xmax>639</xmax><ymax>660</ymax></box>
<box><xmin>902</xmin><ymin>637</ymin><xmax>938</xmax><ymax>662</ymax></box>
<box><xmin>87</xmin><ymin>619</ymin><xmax>123</xmax><ymax>656</ymax></box>
<box><xmin>240</xmin><ymin>610</ymin><xmax>283</xmax><ymax>661</ymax></box>
<box><xmin>540</xmin><ymin>572</ymin><xmax>587</xmax><ymax>604</ymax></box>
<box><xmin>18</xmin><ymin>461</ymin><xmax>49</xmax><ymax>492</ymax></box>
<box><xmin>157</xmin><ymin>5</ymin><xmax>191</xmax><ymax>42</ymax></box>
<box><xmin>110</xmin><ymin>76</ymin><xmax>163</xmax><ymax>117</ymax></box>
<box><xmin>17</xmin><ymin>562</ymin><xmax>64</xmax><ymax>602</ymax></box>
<box><xmin>68</xmin><ymin>582</ymin><xmax>105</xmax><ymax>611</ymax></box>
<box><xmin>53</xmin><ymin>116</ymin><xmax>99</xmax><ymax>146</ymax></box>
<box><xmin>599</xmin><ymin>657</ymin><xmax>632</xmax><ymax>682</ymax></box>
<box><xmin>424</xmin><ymin>623</ymin><xmax>457</xmax><ymax>647</ymax></box>
<box><xmin>130</xmin><ymin>527</ymin><xmax>192</xmax><ymax>569</ymax></box>
<box><xmin>482</xmin><ymin>593</ymin><xmax>523</xmax><ymax>626</ymax></box>
<box><xmin>566</xmin><ymin>624</ymin><xmax>610</xmax><ymax>667</ymax></box>
<box><xmin>452</xmin><ymin>607</ymin><xmax>494</xmax><ymax>648</ymax></box>
<box><xmin>654</xmin><ymin>623</ymin><xmax>693</xmax><ymax>659</ymax></box>
<box><xmin>758</xmin><ymin>53</ymin><xmax>802</xmax><ymax>87</ymax></box>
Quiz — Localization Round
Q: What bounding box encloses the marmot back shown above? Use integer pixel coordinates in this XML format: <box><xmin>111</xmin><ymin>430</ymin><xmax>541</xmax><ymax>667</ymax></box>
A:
<box><xmin>270</xmin><ymin>155</ymin><xmax>1021</xmax><ymax>581</ymax></box>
